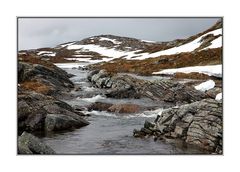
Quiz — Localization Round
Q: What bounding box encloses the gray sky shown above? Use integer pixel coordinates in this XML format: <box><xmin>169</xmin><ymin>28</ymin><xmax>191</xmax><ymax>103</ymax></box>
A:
<box><xmin>18</xmin><ymin>18</ymin><xmax>220</xmax><ymax>50</ymax></box>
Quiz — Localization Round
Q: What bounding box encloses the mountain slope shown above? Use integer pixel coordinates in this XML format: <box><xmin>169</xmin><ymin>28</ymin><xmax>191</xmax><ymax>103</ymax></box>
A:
<box><xmin>19</xmin><ymin>20</ymin><xmax>222</xmax><ymax>76</ymax></box>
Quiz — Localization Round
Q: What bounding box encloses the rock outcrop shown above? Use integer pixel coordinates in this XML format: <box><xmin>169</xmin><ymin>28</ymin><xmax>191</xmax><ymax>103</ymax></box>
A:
<box><xmin>88</xmin><ymin>70</ymin><xmax>208</xmax><ymax>104</ymax></box>
<box><xmin>18</xmin><ymin>89</ymin><xmax>89</xmax><ymax>133</ymax></box>
<box><xmin>18</xmin><ymin>132</ymin><xmax>55</xmax><ymax>154</ymax></box>
<box><xmin>133</xmin><ymin>99</ymin><xmax>222</xmax><ymax>154</ymax></box>
<box><xmin>18</xmin><ymin>60</ymin><xmax>74</xmax><ymax>96</ymax></box>
<box><xmin>18</xmin><ymin>57</ymin><xmax>89</xmax><ymax>134</ymax></box>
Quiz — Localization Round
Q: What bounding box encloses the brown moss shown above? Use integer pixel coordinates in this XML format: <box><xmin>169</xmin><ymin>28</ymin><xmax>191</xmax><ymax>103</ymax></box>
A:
<box><xmin>174</xmin><ymin>72</ymin><xmax>212</xmax><ymax>80</ymax></box>
<box><xmin>21</xmin><ymin>80</ymin><xmax>51</xmax><ymax>95</ymax></box>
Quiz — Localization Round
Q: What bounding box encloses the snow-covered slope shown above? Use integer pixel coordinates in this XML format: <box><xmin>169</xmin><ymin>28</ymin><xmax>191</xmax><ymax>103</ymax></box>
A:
<box><xmin>152</xmin><ymin>65</ymin><xmax>222</xmax><ymax>78</ymax></box>
<box><xmin>59</xmin><ymin>28</ymin><xmax>222</xmax><ymax>61</ymax></box>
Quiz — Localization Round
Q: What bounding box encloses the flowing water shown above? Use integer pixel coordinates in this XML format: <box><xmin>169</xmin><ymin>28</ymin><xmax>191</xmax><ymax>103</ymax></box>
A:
<box><xmin>40</xmin><ymin>63</ymin><xmax>205</xmax><ymax>154</ymax></box>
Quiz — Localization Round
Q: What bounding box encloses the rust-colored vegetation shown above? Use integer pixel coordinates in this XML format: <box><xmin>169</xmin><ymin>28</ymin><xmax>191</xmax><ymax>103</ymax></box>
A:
<box><xmin>21</xmin><ymin>80</ymin><xmax>51</xmax><ymax>95</ymax></box>
<box><xmin>90</xmin><ymin>48</ymin><xmax>222</xmax><ymax>76</ymax></box>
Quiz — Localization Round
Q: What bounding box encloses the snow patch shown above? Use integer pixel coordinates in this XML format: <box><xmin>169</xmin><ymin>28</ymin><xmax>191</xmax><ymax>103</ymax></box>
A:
<box><xmin>37</xmin><ymin>51</ymin><xmax>56</xmax><ymax>57</ymax></box>
<box><xmin>215</xmin><ymin>93</ymin><xmax>222</xmax><ymax>101</ymax></box>
<box><xmin>137</xmin><ymin>28</ymin><xmax>222</xmax><ymax>59</ymax></box>
<box><xmin>67</xmin><ymin>44</ymin><xmax>141</xmax><ymax>60</ymax></box>
<box><xmin>141</xmin><ymin>39</ymin><xmax>156</xmax><ymax>43</ymax></box>
<box><xmin>64</xmin><ymin>58</ymin><xmax>92</xmax><ymax>62</ymax></box>
<box><xmin>153</xmin><ymin>65</ymin><xmax>222</xmax><ymax>78</ymax></box>
<box><xmin>64</xmin><ymin>28</ymin><xmax>222</xmax><ymax>61</ymax></box>
<box><xmin>203</xmin><ymin>36</ymin><xmax>222</xmax><ymax>50</ymax></box>
<box><xmin>72</xmin><ymin>54</ymin><xmax>93</xmax><ymax>57</ymax></box>
<box><xmin>99</xmin><ymin>37</ymin><xmax>122</xmax><ymax>44</ymax></box>
<box><xmin>194</xmin><ymin>80</ymin><xmax>215</xmax><ymax>92</ymax></box>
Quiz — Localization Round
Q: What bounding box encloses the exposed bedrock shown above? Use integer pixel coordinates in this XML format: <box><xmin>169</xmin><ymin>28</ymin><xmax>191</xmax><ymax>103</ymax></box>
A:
<box><xmin>133</xmin><ymin>98</ymin><xmax>222</xmax><ymax>154</ymax></box>
<box><xmin>88</xmin><ymin>70</ymin><xmax>208</xmax><ymax>104</ymax></box>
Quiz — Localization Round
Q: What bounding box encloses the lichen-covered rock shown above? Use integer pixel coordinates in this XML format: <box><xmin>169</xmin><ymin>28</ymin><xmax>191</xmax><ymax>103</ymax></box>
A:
<box><xmin>134</xmin><ymin>99</ymin><xmax>222</xmax><ymax>153</ymax></box>
<box><xmin>18</xmin><ymin>132</ymin><xmax>55</xmax><ymax>154</ymax></box>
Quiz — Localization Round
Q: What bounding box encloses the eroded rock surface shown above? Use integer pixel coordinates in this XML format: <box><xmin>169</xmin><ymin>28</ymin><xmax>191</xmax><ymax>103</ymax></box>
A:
<box><xmin>133</xmin><ymin>99</ymin><xmax>222</xmax><ymax>154</ymax></box>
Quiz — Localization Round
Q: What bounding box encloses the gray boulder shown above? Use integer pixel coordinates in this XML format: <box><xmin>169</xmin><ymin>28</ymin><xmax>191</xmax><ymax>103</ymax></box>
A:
<box><xmin>18</xmin><ymin>132</ymin><xmax>55</xmax><ymax>154</ymax></box>
<box><xmin>45</xmin><ymin>114</ymin><xmax>89</xmax><ymax>131</ymax></box>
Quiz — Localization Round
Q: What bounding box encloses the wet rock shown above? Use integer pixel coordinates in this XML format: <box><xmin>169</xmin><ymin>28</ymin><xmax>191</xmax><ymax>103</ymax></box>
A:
<box><xmin>18</xmin><ymin>132</ymin><xmax>55</xmax><ymax>154</ymax></box>
<box><xmin>140</xmin><ymin>127</ymin><xmax>153</xmax><ymax>135</ymax></box>
<box><xmin>45</xmin><ymin>114</ymin><xmax>89</xmax><ymax>132</ymax></box>
<box><xmin>133</xmin><ymin>129</ymin><xmax>146</xmax><ymax>137</ymax></box>
<box><xmin>107</xmin><ymin>104</ymin><xmax>140</xmax><ymax>113</ymax></box>
<box><xmin>144</xmin><ymin>120</ymin><xmax>155</xmax><ymax>130</ymax></box>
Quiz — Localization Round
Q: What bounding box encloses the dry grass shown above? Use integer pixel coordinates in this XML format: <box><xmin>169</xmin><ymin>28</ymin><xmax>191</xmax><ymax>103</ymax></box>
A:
<box><xmin>18</xmin><ymin>53</ymin><xmax>56</xmax><ymax>69</ymax></box>
<box><xmin>21</xmin><ymin>80</ymin><xmax>51</xmax><ymax>94</ymax></box>
<box><xmin>91</xmin><ymin>48</ymin><xmax>222</xmax><ymax>76</ymax></box>
<box><xmin>174</xmin><ymin>72</ymin><xmax>213</xmax><ymax>80</ymax></box>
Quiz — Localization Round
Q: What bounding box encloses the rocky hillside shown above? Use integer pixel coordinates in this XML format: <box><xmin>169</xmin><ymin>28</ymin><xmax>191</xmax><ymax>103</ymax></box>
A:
<box><xmin>19</xmin><ymin>20</ymin><xmax>222</xmax><ymax>77</ymax></box>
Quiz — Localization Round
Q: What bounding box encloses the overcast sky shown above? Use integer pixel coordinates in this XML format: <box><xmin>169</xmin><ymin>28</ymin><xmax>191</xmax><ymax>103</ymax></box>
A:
<box><xmin>18</xmin><ymin>18</ymin><xmax>220</xmax><ymax>50</ymax></box>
